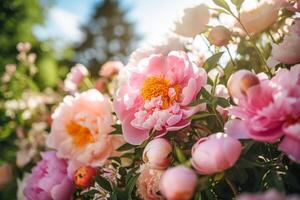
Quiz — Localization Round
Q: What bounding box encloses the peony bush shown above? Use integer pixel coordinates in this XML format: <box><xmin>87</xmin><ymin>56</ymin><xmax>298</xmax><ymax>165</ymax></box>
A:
<box><xmin>1</xmin><ymin>0</ymin><xmax>300</xmax><ymax>199</ymax></box>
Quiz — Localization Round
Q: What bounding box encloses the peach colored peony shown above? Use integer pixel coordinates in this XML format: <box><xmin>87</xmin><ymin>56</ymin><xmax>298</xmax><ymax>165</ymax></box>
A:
<box><xmin>99</xmin><ymin>61</ymin><xmax>123</xmax><ymax>78</ymax></box>
<box><xmin>237</xmin><ymin>0</ymin><xmax>279</xmax><ymax>35</ymax></box>
<box><xmin>114</xmin><ymin>51</ymin><xmax>207</xmax><ymax>145</ymax></box>
<box><xmin>46</xmin><ymin>89</ymin><xmax>124</xmax><ymax>170</ymax></box>
<box><xmin>267</xmin><ymin>19</ymin><xmax>300</xmax><ymax>67</ymax></box>
<box><xmin>160</xmin><ymin>166</ymin><xmax>197</xmax><ymax>200</ymax></box>
<box><xmin>143</xmin><ymin>138</ymin><xmax>172</xmax><ymax>170</ymax></box>
<box><xmin>136</xmin><ymin>165</ymin><xmax>164</xmax><ymax>200</ymax></box>
<box><xmin>173</xmin><ymin>4</ymin><xmax>210</xmax><ymax>37</ymax></box>
<box><xmin>225</xmin><ymin>65</ymin><xmax>300</xmax><ymax>163</ymax></box>
<box><xmin>191</xmin><ymin>133</ymin><xmax>242</xmax><ymax>174</ymax></box>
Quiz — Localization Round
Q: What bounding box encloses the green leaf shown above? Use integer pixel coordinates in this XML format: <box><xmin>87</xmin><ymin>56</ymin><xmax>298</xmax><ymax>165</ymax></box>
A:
<box><xmin>116</xmin><ymin>143</ymin><xmax>136</xmax><ymax>152</ymax></box>
<box><xmin>110</xmin><ymin>124</ymin><xmax>122</xmax><ymax>135</ymax></box>
<box><xmin>191</xmin><ymin>112</ymin><xmax>215</xmax><ymax>120</ymax></box>
<box><xmin>213</xmin><ymin>0</ymin><xmax>232</xmax><ymax>13</ymax></box>
<box><xmin>200</xmin><ymin>87</ymin><xmax>212</xmax><ymax>100</ymax></box>
<box><xmin>174</xmin><ymin>145</ymin><xmax>187</xmax><ymax>163</ymax></box>
<box><xmin>203</xmin><ymin>52</ymin><xmax>224</xmax><ymax>72</ymax></box>
<box><xmin>188</xmin><ymin>98</ymin><xmax>207</xmax><ymax>106</ymax></box>
<box><xmin>231</xmin><ymin>0</ymin><xmax>245</xmax><ymax>10</ymax></box>
<box><xmin>125</xmin><ymin>174</ymin><xmax>139</xmax><ymax>200</ymax></box>
<box><xmin>94</xmin><ymin>176</ymin><xmax>112</xmax><ymax>192</ymax></box>
<box><xmin>216</xmin><ymin>97</ymin><xmax>230</xmax><ymax>108</ymax></box>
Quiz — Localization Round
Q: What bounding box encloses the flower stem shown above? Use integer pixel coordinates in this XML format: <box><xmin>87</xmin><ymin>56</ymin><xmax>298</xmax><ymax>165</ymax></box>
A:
<box><xmin>225</xmin><ymin>177</ymin><xmax>238</xmax><ymax>198</ymax></box>
<box><xmin>225</xmin><ymin>46</ymin><xmax>236</xmax><ymax>69</ymax></box>
<box><xmin>233</xmin><ymin>15</ymin><xmax>272</xmax><ymax>76</ymax></box>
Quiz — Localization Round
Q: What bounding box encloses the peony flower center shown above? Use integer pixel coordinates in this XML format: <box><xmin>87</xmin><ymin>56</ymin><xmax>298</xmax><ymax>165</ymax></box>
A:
<box><xmin>66</xmin><ymin>121</ymin><xmax>94</xmax><ymax>147</ymax></box>
<box><xmin>140</xmin><ymin>76</ymin><xmax>181</xmax><ymax>109</ymax></box>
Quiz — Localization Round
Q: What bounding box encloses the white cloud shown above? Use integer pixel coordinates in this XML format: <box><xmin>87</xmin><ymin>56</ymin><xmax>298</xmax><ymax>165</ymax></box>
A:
<box><xmin>34</xmin><ymin>7</ymin><xmax>83</xmax><ymax>45</ymax></box>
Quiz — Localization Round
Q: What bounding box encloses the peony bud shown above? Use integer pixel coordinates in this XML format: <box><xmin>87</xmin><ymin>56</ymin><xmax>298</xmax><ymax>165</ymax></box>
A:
<box><xmin>94</xmin><ymin>78</ymin><xmax>107</xmax><ymax>93</ymax></box>
<box><xmin>74</xmin><ymin>166</ymin><xmax>97</xmax><ymax>188</ymax></box>
<box><xmin>160</xmin><ymin>166</ymin><xmax>197</xmax><ymax>200</ymax></box>
<box><xmin>143</xmin><ymin>138</ymin><xmax>172</xmax><ymax>170</ymax></box>
<box><xmin>99</xmin><ymin>61</ymin><xmax>123</xmax><ymax>78</ymax></box>
<box><xmin>208</xmin><ymin>26</ymin><xmax>231</xmax><ymax>47</ymax></box>
<box><xmin>191</xmin><ymin>133</ymin><xmax>242</xmax><ymax>175</ymax></box>
<box><xmin>227</xmin><ymin>70</ymin><xmax>259</xmax><ymax>101</ymax></box>
<box><xmin>0</xmin><ymin>163</ymin><xmax>13</xmax><ymax>189</ymax></box>
<box><xmin>173</xmin><ymin>4</ymin><xmax>210</xmax><ymax>37</ymax></box>
<box><xmin>64</xmin><ymin>64</ymin><xmax>89</xmax><ymax>93</ymax></box>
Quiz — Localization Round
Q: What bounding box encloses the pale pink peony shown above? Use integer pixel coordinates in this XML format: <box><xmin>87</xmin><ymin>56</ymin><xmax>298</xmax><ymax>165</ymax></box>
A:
<box><xmin>237</xmin><ymin>0</ymin><xmax>279</xmax><ymax>35</ymax></box>
<box><xmin>173</xmin><ymin>4</ymin><xmax>210</xmax><ymax>37</ymax></box>
<box><xmin>136</xmin><ymin>165</ymin><xmax>164</xmax><ymax>200</ymax></box>
<box><xmin>267</xmin><ymin>19</ymin><xmax>300</xmax><ymax>67</ymax></box>
<box><xmin>160</xmin><ymin>166</ymin><xmax>197</xmax><ymax>200</ymax></box>
<box><xmin>225</xmin><ymin>65</ymin><xmax>300</xmax><ymax>163</ymax></box>
<box><xmin>99</xmin><ymin>61</ymin><xmax>123</xmax><ymax>78</ymax></box>
<box><xmin>64</xmin><ymin>64</ymin><xmax>89</xmax><ymax>93</ymax></box>
<box><xmin>143</xmin><ymin>138</ymin><xmax>172</xmax><ymax>170</ymax></box>
<box><xmin>23</xmin><ymin>151</ymin><xmax>74</xmax><ymax>200</ymax></box>
<box><xmin>237</xmin><ymin>189</ymin><xmax>300</xmax><ymax>200</ymax></box>
<box><xmin>114</xmin><ymin>51</ymin><xmax>207</xmax><ymax>145</ymax></box>
<box><xmin>191</xmin><ymin>133</ymin><xmax>242</xmax><ymax>174</ymax></box>
<box><xmin>46</xmin><ymin>89</ymin><xmax>124</xmax><ymax>170</ymax></box>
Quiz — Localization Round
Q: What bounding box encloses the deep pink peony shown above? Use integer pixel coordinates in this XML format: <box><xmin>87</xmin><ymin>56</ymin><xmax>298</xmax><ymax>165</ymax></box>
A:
<box><xmin>191</xmin><ymin>133</ymin><xmax>242</xmax><ymax>174</ymax></box>
<box><xmin>226</xmin><ymin>65</ymin><xmax>300</xmax><ymax>163</ymax></box>
<box><xmin>23</xmin><ymin>151</ymin><xmax>74</xmax><ymax>200</ymax></box>
<box><xmin>46</xmin><ymin>89</ymin><xmax>124</xmax><ymax>171</ymax></box>
<box><xmin>114</xmin><ymin>51</ymin><xmax>207</xmax><ymax>145</ymax></box>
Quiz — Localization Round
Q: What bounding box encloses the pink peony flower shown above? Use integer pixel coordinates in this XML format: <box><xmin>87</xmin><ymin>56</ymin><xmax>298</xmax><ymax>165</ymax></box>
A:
<box><xmin>267</xmin><ymin>19</ymin><xmax>300</xmax><ymax>67</ymax></box>
<box><xmin>136</xmin><ymin>165</ymin><xmax>164</xmax><ymax>200</ymax></box>
<box><xmin>191</xmin><ymin>133</ymin><xmax>242</xmax><ymax>174</ymax></box>
<box><xmin>46</xmin><ymin>89</ymin><xmax>124</xmax><ymax>170</ymax></box>
<box><xmin>143</xmin><ymin>138</ymin><xmax>172</xmax><ymax>170</ymax></box>
<box><xmin>237</xmin><ymin>189</ymin><xmax>300</xmax><ymax>200</ymax></box>
<box><xmin>64</xmin><ymin>64</ymin><xmax>89</xmax><ymax>93</ymax></box>
<box><xmin>237</xmin><ymin>0</ymin><xmax>279</xmax><ymax>35</ymax></box>
<box><xmin>0</xmin><ymin>163</ymin><xmax>13</xmax><ymax>189</ymax></box>
<box><xmin>172</xmin><ymin>4</ymin><xmax>210</xmax><ymax>37</ymax></box>
<box><xmin>160</xmin><ymin>166</ymin><xmax>197</xmax><ymax>200</ymax></box>
<box><xmin>23</xmin><ymin>151</ymin><xmax>74</xmax><ymax>200</ymax></box>
<box><xmin>225</xmin><ymin>65</ymin><xmax>300</xmax><ymax>162</ymax></box>
<box><xmin>114</xmin><ymin>51</ymin><xmax>207</xmax><ymax>145</ymax></box>
<box><xmin>99</xmin><ymin>61</ymin><xmax>123</xmax><ymax>78</ymax></box>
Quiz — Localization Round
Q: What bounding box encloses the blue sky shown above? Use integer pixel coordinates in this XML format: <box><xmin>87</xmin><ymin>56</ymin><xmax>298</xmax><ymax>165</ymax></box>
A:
<box><xmin>34</xmin><ymin>0</ymin><xmax>205</xmax><ymax>47</ymax></box>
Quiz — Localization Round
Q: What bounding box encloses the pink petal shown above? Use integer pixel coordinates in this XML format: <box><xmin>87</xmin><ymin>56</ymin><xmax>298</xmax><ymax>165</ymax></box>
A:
<box><xmin>181</xmin><ymin>78</ymin><xmax>197</xmax><ymax>106</ymax></box>
<box><xmin>225</xmin><ymin>119</ymin><xmax>251</xmax><ymax>139</ymax></box>
<box><xmin>279</xmin><ymin>136</ymin><xmax>300</xmax><ymax>163</ymax></box>
<box><xmin>123</xmin><ymin>114</ymin><xmax>149</xmax><ymax>145</ymax></box>
<box><xmin>166</xmin><ymin>119</ymin><xmax>190</xmax><ymax>131</ymax></box>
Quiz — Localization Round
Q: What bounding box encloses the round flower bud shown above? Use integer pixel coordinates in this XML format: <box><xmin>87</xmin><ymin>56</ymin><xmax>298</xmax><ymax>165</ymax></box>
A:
<box><xmin>0</xmin><ymin>163</ymin><xmax>13</xmax><ymax>189</ymax></box>
<box><xmin>74</xmin><ymin>166</ymin><xmax>97</xmax><ymax>188</ymax></box>
<box><xmin>143</xmin><ymin>138</ymin><xmax>172</xmax><ymax>170</ymax></box>
<box><xmin>208</xmin><ymin>26</ymin><xmax>231</xmax><ymax>46</ymax></box>
<box><xmin>191</xmin><ymin>133</ymin><xmax>242</xmax><ymax>175</ymax></box>
<box><xmin>227</xmin><ymin>70</ymin><xmax>260</xmax><ymax>101</ymax></box>
<box><xmin>160</xmin><ymin>166</ymin><xmax>197</xmax><ymax>200</ymax></box>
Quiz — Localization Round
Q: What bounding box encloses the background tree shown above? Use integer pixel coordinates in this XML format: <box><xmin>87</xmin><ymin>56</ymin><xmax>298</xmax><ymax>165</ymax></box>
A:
<box><xmin>0</xmin><ymin>0</ymin><xmax>44</xmax><ymax>73</ymax></box>
<box><xmin>74</xmin><ymin>0</ymin><xmax>138</xmax><ymax>75</ymax></box>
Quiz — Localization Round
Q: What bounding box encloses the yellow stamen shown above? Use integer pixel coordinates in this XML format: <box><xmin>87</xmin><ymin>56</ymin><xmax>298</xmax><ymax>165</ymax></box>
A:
<box><xmin>140</xmin><ymin>76</ymin><xmax>181</xmax><ymax>109</ymax></box>
<box><xmin>66</xmin><ymin>121</ymin><xmax>94</xmax><ymax>147</ymax></box>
